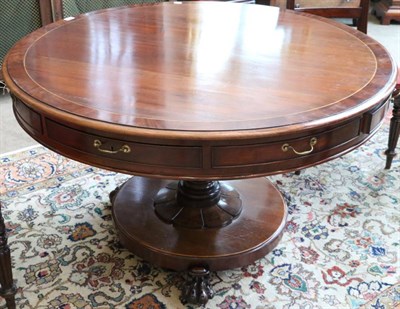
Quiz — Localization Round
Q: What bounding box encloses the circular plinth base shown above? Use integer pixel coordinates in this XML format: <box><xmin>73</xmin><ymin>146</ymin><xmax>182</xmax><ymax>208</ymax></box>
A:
<box><xmin>112</xmin><ymin>176</ymin><xmax>287</xmax><ymax>271</ymax></box>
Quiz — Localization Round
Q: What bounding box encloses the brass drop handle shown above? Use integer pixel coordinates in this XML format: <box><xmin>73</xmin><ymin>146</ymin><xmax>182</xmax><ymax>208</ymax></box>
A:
<box><xmin>282</xmin><ymin>137</ymin><xmax>317</xmax><ymax>156</ymax></box>
<box><xmin>93</xmin><ymin>139</ymin><xmax>131</xmax><ymax>154</ymax></box>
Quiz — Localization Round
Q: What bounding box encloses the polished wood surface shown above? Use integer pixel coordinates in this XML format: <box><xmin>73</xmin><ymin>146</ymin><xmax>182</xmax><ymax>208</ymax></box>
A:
<box><xmin>2</xmin><ymin>2</ymin><xmax>397</xmax><ymax>304</ymax></box>
<box><xmin>3</xmin><ymin>2</ymin><xmax>397</xmax><ymax>180</ymax></box>
<box><xmin>3</xmin><ymin>2</ymin><xmax>388</xmax><ymax>130</ymax></box>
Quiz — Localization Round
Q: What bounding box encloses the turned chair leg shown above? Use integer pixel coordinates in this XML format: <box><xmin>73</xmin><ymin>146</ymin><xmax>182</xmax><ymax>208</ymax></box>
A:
<box><xmin>385</xmin><ymin>88</ymin><xmax>400</xmax><ymax>169</ymax></box>
<box><xmin>0</xmin><ymin>204</ymin><xmax>17</xmax><ymax>309</ymax></box>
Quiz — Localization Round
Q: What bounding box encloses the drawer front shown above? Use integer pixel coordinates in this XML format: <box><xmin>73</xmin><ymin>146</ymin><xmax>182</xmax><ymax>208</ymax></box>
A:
<box><xmin>45</xmin><ymin>119</ymin><xmax>202</xmax><ymax>169</ymax></box>
<box><xmin>361</xmin><ymin>99</ymin><xmax>390</xmax><ymax>134</ymax></box>
<box><xmin>212</xmin><ymin>118</ymin><xmax>361</xmax><ymax>168</ymax></box>
<box><xmin>13</xmin><ymin>97</ymin><xmax>43</xmax><ymax>136</ymax></box>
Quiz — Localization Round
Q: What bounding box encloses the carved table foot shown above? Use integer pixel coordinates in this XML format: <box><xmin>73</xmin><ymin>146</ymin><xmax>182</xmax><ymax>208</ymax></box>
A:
<box><xmin>109</xmin><ymin>185</ymin><xmax>122</xmax><ymax>204</ymax></box>
<box><xmin>110</xmin><ymin>176</ymin><xmax>287</xmax><ymax>304</ymax></box>
<box><xmin>181</xmin><ymin>266</ymin><xmax>214</xmax><ymax>305</ymax></box>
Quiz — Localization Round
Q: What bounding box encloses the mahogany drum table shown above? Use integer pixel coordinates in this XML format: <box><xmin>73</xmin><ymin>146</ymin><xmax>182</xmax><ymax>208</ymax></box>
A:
<box><xmin>3</xmin><ymin>2</ymin><xmax>397</xmax><ymax>305</ymax></box>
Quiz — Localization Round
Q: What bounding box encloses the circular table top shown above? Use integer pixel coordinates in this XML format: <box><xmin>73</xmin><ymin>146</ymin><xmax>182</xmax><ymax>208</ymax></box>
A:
<box><xmin>4</xmin><ymin>2</ymin><xmax>396</xmax><ymax>138</ymax></box>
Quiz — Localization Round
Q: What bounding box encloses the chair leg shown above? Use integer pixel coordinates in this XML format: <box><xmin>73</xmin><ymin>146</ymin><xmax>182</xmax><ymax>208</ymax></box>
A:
<box><xmin>385</xmin><ymin>89</ymin><xmax>400</xmax><ymax>169</ymax></box>
<box><xmin>0</xmin><ymin>205</ymin><xmax>16</xmax><ymax>309</ymax></box>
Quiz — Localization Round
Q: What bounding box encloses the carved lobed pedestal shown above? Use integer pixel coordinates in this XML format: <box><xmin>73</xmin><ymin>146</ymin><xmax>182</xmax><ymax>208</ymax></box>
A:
<box><xmin>110</xmin><ymin>177</ymin><xmax>287</xmax><ymax>304</ymax></box>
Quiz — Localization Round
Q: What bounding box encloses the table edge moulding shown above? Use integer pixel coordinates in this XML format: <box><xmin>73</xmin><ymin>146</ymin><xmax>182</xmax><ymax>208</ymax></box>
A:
<box><xmin>2</xmin><ymin>2</ymin><xmax>398</xmax><ymax>306</ymax></box>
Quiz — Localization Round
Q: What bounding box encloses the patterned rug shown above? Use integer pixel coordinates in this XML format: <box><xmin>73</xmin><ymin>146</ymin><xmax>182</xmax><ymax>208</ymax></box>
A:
<box><xmin>0</xmin><ymin>114</ymin><xmax>399</xmax><ymax>308</ymax></box>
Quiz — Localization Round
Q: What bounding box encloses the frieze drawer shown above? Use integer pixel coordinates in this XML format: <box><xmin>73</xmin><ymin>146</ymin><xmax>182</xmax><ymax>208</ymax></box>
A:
<box><xmin>13</xmin><ymin>97</ymin><xmax>43</xmax><ymax>136</ymax></box>
<box><xmin>212</xmin><ymin>118</ymin><xmax>361</xmax><ymax>168</ymax></box>
<box><xmin>45</xmin><ymin>119</ymin><xmax>202</xmax><ymax>168</ymax></box>
<box><xmin>361</xmin><ymin>99</ymin><xmax>390</xmax><ymax>134</ymax></box>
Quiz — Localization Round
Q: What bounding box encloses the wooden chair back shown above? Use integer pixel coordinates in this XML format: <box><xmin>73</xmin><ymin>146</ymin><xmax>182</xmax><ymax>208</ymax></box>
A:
<box><xmin>52</xmin><ymin>0</ymin><xmax>167</xmax><ymax>21</ymax></box>
<box><xmin>256</xmin><ymin>0</ymin><xmax>369</xmax><ymax>33</ymax></box>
